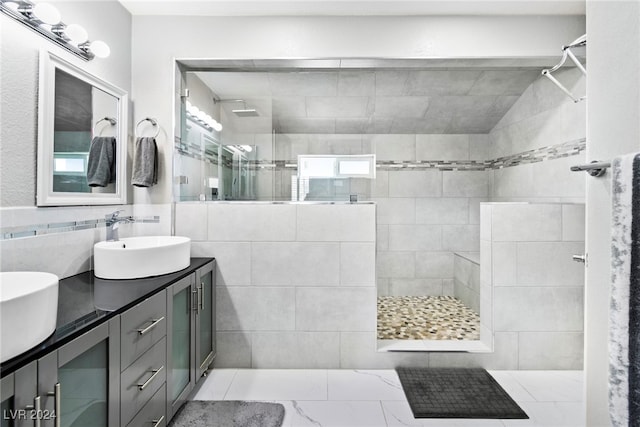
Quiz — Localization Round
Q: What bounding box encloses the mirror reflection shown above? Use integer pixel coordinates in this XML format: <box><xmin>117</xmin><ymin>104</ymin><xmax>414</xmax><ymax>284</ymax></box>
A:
<box><xmin>176</xmin><ymin>107</ymin><xmax>257</xmax><ymax>201</ymax></box>
<box><xmin>53</xmin><ymin>69</ymin><xmax>118</xmax><ymax>193</ymax></box>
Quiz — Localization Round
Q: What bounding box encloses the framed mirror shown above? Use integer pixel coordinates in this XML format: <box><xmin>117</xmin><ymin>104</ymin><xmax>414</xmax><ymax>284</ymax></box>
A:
<box><xmin>37</xmin><ymin>51</ymin><xmax>128</xmax><ymax>206</ymax></box>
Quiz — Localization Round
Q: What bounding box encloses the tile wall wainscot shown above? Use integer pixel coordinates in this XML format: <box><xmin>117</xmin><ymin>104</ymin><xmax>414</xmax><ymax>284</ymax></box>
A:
<box><xmin>478</xmin><ymin>202</ymin><xmax>585</xmax><ymax>370</ymax></box>
<box><xmin>179</xmin><ymin>201</ymin><xmax>578</xmax><ymax>369</ymax></box>
<box><xmin>181</xmin><ymin>202</ymin><xmax>436</xmax><ymax>368</ymax></box>
<box><xmin>0</xmin><ymin>204</ymin><xmax>171</xmax><ymax>279</ymax></box>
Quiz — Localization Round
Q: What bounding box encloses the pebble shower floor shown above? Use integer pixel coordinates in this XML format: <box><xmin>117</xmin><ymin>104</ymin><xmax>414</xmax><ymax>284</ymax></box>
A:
<box><xmin>377</xmin><ymin>295</ymin><xmax>480</xmax><ymax>340</ymax></box>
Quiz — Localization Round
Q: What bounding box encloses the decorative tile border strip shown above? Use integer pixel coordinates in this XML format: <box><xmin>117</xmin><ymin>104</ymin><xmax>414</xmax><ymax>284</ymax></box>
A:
<box><xmin>376</xmin><ymin>160</ymin><xmax>489</xmax><ymax>171</ymax></box>
<box><xmin>248</xmin><ymin>138</ymin><xmax>587</xmax><ymax>172</ymax></box>
<box><xmin>175</xmin><ymin>137</ymin><xmax>585</xmax><ymax>173</ymax></box>
<box><xmin>0</xmin><ymin>216</ymin><xmax>160</xmax><ymax>241</ymax></box>
<box><xmin>491</xmin><ymin>137</ymin><xmax>586</xmax><ymax>170</ymax></box>
<box><xmin>376</xmin><ymin>138</ymin><xmax>586</xmax><ymax>171</ymax></box>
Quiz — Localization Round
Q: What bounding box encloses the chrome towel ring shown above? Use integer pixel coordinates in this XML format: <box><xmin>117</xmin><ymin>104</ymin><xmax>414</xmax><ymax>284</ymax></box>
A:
<box><xmin>135</xmin><ymin>117</ymin><xmax>160</xmax><ymax>138</ymax></box>
<box><xmin>92</xmin><ymin>116</ymin><xmax>117</xmax><ymax>137</ymax></box>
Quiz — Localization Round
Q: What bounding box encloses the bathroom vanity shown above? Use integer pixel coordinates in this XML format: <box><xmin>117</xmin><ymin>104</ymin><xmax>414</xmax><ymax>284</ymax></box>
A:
<box><xmin>0</xmin><ymin>258</ymin><xmax>215</xmax><ymax>427</ymax></box>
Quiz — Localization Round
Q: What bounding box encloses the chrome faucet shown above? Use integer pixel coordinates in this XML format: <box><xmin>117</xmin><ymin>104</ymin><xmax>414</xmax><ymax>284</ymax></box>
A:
<box><xmin>105</xmin><ymin>210</ymin><xmax>134</xmax><ymax>241</ymax></box>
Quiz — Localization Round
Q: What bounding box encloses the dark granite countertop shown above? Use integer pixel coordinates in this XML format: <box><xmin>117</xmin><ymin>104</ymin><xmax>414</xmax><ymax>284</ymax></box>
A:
<box><xmin>1</xmin><ymin>257</ymin><xmax>214</xmax><ymax>378</ymax></box>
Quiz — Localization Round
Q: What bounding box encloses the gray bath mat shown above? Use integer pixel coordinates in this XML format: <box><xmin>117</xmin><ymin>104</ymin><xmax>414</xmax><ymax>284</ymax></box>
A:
<box><xmin>169</xmin><ymin>401</ymin><xmax>285</xmax><ymax>427</ymax></box>
<box><xmin>396</xmin><ymin>367</ymin><xmax>528</xmax><ymax>419</ymax></box>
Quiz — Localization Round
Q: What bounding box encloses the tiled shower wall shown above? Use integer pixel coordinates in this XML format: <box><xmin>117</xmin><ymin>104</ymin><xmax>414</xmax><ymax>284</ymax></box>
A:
<box><xmin>489</xmin><ymin>67</ymin><xmax>586</xmax><ymax>202</ymax></box>
<box><xmin>481</xmin><ymin>202</ymin><xmax>585</xmax><ymax>369</ymax></box>
<box><xmin>372</xmin><ymin>134</ymin><xmax>490</xmax><ymax>297</ymax></box>
<box><xmin>261</xmin><ymin>133</ymin><xmax>490</xmax><ymax>298</ymax></box>
<box><xmin>453</xmin><ymin>253</ymin><xmax>480</xmax><ymax>313</ymax></box>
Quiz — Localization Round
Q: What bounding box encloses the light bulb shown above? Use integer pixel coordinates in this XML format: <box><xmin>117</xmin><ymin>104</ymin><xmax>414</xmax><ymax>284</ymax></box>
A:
<box><xmin>190</xmin><ymin>106</ymin><xmax>200</xmax><ymax>116</ymax></box>
<box><xmin>32</xmin><ymin>2</ymin><xmax>61</xmax><ymax>25</ymax></box>
<box><xmin>5</xmin><ymin>2</ymin><xmax>20</xmax><ymax>12</ymax></box>
<box><xmin>197</xmin><ymin>111</ymin><xmax>207</xmax><ymax>122</ymax></box>
<box><xmin>212</xmin><ymin>122</ymin><xmax>223</xmax><ymax>132</ymax></box>
<box><xmin>89</xmin><ymin>40</ymin><xmax>110</xmax><ymax>58</ymax></box>
<box><xmin>64</xmin><ymin>24</ymin><xmax>88</xmax><ymax>44</ymax></box>
<box><xmin>241</xmin><ymin>145</ymin><xmax>253</xmax><ymax>152</ymax></box>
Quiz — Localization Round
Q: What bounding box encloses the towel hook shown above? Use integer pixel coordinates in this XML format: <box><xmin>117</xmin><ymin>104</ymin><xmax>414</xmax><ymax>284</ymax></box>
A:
<box><xmin>135</xmin><ymin>117</ymin><xmax>160</xmax><ymax>138</ymax></box>
<box><xmin>92</xmin><ymin>116</ymin><xmax>117</xmax><ymax>138</ymax></box>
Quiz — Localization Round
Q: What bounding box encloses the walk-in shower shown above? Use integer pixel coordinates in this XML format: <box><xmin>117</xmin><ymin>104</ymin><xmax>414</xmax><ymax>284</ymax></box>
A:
<box><xmin>173</xmin><ymin>57</ymin><xmax>586</xmax><ymax>353</ymax></box>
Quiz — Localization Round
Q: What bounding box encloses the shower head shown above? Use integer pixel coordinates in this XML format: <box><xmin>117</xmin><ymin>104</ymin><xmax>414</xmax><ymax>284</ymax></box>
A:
<box><xmin>232</xmin><ymin>108</ymin><xmax>259</xmax><ymax>117</ymax></box>
<box><xmin>215</xmin><ymin>98</ymin><xmax>260</xmax><ymax>117</ymax></box>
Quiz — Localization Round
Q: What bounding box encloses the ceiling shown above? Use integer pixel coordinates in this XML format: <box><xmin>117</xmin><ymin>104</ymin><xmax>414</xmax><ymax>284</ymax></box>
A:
<box><xmin>195</xmin><ymin>68</ymin><xmax>541</xmax><ymax>134</ymax></box>
<box><xmin>119</xmin><ymin>0</ymin><xmax>586</xmax><ymax>16</ymax></box>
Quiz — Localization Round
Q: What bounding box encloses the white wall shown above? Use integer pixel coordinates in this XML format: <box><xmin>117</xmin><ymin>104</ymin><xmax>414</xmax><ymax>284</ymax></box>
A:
<box><xmin>131</xmin><ymin>15</ymin><xmax>586</xmax><ymax>205</ymax></box>
<box><xmin>1</xmin><ymin>1</ymin><xmax>132</xmax><ymax>207</ymax></box>
<box><xmin>0</xmin><ymin>2</ymin><xmax>172</xmax><ymax>280</ymax></box>
<box><xmin>585</xmin><ymin>1</ymin><xmax>640</xmax><ymax>425</ymax></box>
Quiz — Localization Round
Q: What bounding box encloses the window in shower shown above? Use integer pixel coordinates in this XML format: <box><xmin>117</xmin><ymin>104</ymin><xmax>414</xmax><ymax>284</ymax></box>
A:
<box><xmin>295</xmin><ymin>154</ymin><xmax>375</xmax><ymax>201</ymax></box>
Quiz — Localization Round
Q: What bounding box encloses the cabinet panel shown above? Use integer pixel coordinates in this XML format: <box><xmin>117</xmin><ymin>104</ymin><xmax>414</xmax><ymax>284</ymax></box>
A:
<box><xmin>58</xmin><ymin>340</ymin><xmax>108</xmax><ymax>427</ymax></box>
<box><xmin>38</xmin><ymin>322</ymin><xmax>115</xmax><ymax>427</ymax></box>
<box><xmin>121</xmin><ymin>291</ymin><xmax>167</xmax><ymax>371</ymax></box>
<box><xmin>120</xmin><ymin>337</ymin><xmax>166</xmax><ymax>426</ymax></box>
<box><xmin>195</xmin><ymin>261</ymin><xmax>215</xmax><ymax>378</ymax></box>
<box><xmin>170</xmin><ymin>286</ymin><xmax>191</xmax><ymax>402</ymax></box>
<box><xmin>1</xmin><ymin>362</ymin><xmax>37</xmax><ymax>427</ymax></box>
<box><xmin>165</xmin><ymin>261</ymin><xmax>216</xmax><ymax>424</ymax></box>
<box><xmin>125</xmin><ymin>384</ymin><xmax>166</xmax><ymax>427</ymax></box>
<box><xmin>165</xmin><ymin>275</ymin><xmax>194</xmax><ymax>421</ymax></box>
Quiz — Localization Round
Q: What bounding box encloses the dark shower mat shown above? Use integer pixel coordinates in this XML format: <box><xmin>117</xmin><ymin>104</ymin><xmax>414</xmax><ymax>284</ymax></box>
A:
<box><xmin>396</xmin><ymin>367</ymin><xmax>528</xmax><ymax>419</ymax></box>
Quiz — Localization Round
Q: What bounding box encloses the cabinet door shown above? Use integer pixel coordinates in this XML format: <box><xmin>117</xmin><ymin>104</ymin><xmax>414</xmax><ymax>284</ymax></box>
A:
<box><xmin>166</xmin><ymin>274</ymin><xmax>195</xmax><ymax>420</ymax></box>
<box><xmin>1</xmin><ymin>362</ymin><xmax>38</xmax><ymax>427</ymax></box>
<box><xmin>38</xmin><ymin>318</ymin><xmax>119</xmax><ymax>427</ymax></box>
<box><xmin>195</xmin><ymin>261</ymin><xmax>215</xmax><ymax>378</ymax></box>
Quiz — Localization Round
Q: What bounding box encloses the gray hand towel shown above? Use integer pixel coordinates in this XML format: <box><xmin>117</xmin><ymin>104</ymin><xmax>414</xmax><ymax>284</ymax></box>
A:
<box><xmin>132</xmin><ymin>136</ymin><xmax>158</xmax><ymax>187</ymax></box>
<box><xmin>86</xmin><ymin>136</ymin><xmax>116</xmax><ymax>187</ymax></box>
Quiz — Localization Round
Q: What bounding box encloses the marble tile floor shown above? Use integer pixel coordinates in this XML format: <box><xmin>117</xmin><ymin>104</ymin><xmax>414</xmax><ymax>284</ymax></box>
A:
<box><xmin>192</xmin><ymin>369</ymin><xmax>585</xmax><ymax>426</ymax></box>
<box><xmin>377</xmin><ymin>296</ymin><xmax>480</xmax><ymax>340</ymax></box>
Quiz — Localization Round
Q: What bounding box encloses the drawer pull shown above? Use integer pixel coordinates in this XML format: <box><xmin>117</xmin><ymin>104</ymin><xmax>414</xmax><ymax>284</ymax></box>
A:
<box><xmin>138</xmin><ymin>366</ymin><xmax>164</xmax><ymax>391</ymax></box>
<box><xmin>151</xmin><ymin>415</ymin><xmax>165</xmax><ymax>427</ymax></box>
<box><xmin>136</xmin><ymin>317</ymin><xmax>165</xmax><ymax>335</ymax></box>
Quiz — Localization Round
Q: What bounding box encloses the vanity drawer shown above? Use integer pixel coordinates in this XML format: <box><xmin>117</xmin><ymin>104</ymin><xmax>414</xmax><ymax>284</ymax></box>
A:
<box><xmin>121</xmin><ymin>337</ymin><xmax>167</xmax><ymax>426</ymax></box>
<box><xmin>121</xmin><ymin>290</ymin><xmax>167</xmax><ymax>370</ymax></box>
<box><xmin>126</xmin><ymin>383</ymin><xmax>167</xmax><ymax>427</ymax></box>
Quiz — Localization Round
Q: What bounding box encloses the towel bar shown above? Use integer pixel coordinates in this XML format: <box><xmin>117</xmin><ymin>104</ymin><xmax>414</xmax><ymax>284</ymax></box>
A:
<box><xmin>92</xmin><ymin>116</ymin><xmax>117</xmax><ymax>137</ymax></box>
<box><xmin>135</xmin><ymin>117</ymin><xmax>160</xmax><ymax>138</ymax></box>
<box><xmin>570</xmin><ymin>160</ymin><xmax>611</xmax><ymax>177</ymax></box>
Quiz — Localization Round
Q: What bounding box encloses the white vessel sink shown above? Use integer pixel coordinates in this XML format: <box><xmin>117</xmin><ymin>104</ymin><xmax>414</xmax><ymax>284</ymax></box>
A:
<box><xmin>1</xmin><ymin>272</ymin><xmax>59</xmax><ymax>363</ymax></box>
<box><xmin>94</xmin><ymin>236</ymin><xmax>191</xmax><ymax>280</ymax></box>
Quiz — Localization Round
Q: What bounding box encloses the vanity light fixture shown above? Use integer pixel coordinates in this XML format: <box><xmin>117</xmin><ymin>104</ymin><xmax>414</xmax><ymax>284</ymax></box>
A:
<box><xmin>185</xmin><ymin>101</ymin><xmax>223</xmax><ymax>132</ymax></box>
<box><xmin>0</xmin><ymin>0</ymin><xmax>110</xmax><ymax>61</ymax></box>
